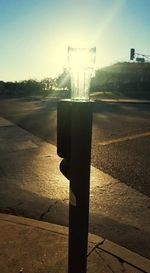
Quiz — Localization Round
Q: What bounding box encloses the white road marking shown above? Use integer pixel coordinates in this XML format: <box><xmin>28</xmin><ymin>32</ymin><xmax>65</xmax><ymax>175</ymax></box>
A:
<box><xmin>98</xmin><ymin>131</ymin><xmax>150</xmax><ymax>146</ymax></box>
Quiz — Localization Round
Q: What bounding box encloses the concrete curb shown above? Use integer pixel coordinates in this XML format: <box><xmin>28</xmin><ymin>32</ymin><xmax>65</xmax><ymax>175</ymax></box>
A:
<box><xmin>92</xmin><ymin>98</ymin><xmax>150</xmax><ymax>104</ymax></box>
<box><xmin>0</xmin><ymin>213</ymin><xmax>149</xmax><ymax>273</ymax></box>
<box><xmin>98</xmin><ymin>240</ymin><xmax>150</xmax><ymax>273</ymax></box>
<box><xmin>40</xmin><ymin>96</ymin><xmax>150</xmax><ymax>104</ymax></box>
<box><xmin>5</xmin><ymin>96</ymin><xmax>150</xmax><ymax>104</ymax></box>
<box><xmin>90</xmin><ymin>92</ymin><xmax>150</xmax><ymax>104</ymax></box>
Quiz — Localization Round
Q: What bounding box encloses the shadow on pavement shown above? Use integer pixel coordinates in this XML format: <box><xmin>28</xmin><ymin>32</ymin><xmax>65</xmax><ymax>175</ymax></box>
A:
<box><xmin>0</xmin><ymin>183</ymin><xmax>149</xmax><ymax>259</ymax></box>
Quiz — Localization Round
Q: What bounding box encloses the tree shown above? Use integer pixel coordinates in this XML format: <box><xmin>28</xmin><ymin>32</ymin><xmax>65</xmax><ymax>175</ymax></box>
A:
<box><xmin>56</xmin><ymin>68</ymin><xmax>71</xmax><ymax>89</ymax></box>
<box><xmin>40</xmin><ymin>77</ymin><xmax>56</xmax><ymax>91</ymax></box>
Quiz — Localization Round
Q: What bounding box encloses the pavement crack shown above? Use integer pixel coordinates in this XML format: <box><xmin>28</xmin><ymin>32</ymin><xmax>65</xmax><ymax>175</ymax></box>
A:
<box><xmin>120</xmin><ymin>262</ymin><xmax>126</xmax><ymax>273</ymax></box>
<box><xmin>95</xmin><ymin>248</ymin><xmax>116</xmax><ymax>273</ymax></box>
<box><xmin>0</xmin><ymin>207</ymin><xmax>18</xmax><ymax>216</ymax></box>
<box><xmin>87</xmin><ymin>240</ymin><xmax>104</xmax><ymax>257</ymax></box>
<box><xmin>96</xmin><ymin>246</ymin><xmax>147</xmax><ymax>273</ymax></box>
<box><xmin>40</xmin><ymin>201</ymin><xmax>58</xmax><ymax>220</ymax></box>
<box><xmin>39</xmin><ymin>199</ymin><xmax>69</xmax><ymax>221</ymax></box>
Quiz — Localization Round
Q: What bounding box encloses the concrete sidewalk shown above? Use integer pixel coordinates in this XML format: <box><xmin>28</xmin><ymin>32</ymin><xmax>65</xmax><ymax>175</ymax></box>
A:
<box><xmin>0</xmin><ymin>116</ymin><xmax>150</xmax><ymax>272</ymax></box>
<box><xmin>0</xmin><ymin>213</ymin><xmax>150</xmax><ymax>273</ymax></box>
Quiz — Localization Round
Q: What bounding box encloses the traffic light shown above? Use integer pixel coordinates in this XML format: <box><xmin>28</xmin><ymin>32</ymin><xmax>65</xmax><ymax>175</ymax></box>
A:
<box><xmin>130</xmin><ymin>48</ymin><xmax>135</xmax><ymax>60</ymax></box>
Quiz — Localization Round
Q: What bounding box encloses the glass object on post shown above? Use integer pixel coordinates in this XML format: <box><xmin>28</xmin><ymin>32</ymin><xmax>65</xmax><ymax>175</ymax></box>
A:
<box><xmin>68</xmin><ymin>47</ymin><xmax>96</xmax><ymax>101</ymax></box>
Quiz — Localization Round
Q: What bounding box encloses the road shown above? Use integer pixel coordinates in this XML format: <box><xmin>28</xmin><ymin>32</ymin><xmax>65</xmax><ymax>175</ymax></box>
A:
<box><xmin>0</xmin><ymin>97</ymin><xmax>150</xmax><ymax>258</ymax></box>
<box><xmin>92</xmin><ymin>102</ymin><xmax>150</xmax><ymax>197</ymax></box>
<box><xmin>0</xmin><ymin>97</ymin><xmax>149</xmax><ymax>196</ymax></box>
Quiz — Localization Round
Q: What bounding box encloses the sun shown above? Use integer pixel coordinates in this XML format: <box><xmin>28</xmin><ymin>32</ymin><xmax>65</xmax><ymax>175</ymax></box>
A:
<box><xmin>68</xmin><ymin>47</ymin><xmax>96</xmax><ymax>70</ymax></box>
<box><xmin>49</xmin><ymin>35</ymin><xmax>95</xmax><ymax>77</ymax></box>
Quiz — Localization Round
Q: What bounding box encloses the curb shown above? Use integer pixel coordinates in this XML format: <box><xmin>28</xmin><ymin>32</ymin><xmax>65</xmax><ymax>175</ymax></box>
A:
<box><xmin>92</xmin><ymin>98</ymin><xmax>150</xmax><ymax>104</ymax></box>
<box><xmin>0</xmin><ymin>213</ymin><xmax>150</xmax><ymax>273</ymax></box>
<box><xmin>2</xmin><ymin>95</ymin><xmax>150</xmax><ymax>104</ymax></box>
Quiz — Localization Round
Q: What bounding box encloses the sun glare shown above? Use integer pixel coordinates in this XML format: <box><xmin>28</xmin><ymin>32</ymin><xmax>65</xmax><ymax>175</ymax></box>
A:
<box><xmin>49</xmin><ymin>34</ymin><xmax>95</xmax><ymax>76</ymax></box>
<box><xmin>68</xmin><ymin>47</ymin><xmax>96</xmax><ymax>69</ymax></box>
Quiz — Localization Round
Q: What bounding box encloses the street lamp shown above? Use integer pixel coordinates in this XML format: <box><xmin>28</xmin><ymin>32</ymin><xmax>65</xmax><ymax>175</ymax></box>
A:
<box><xmin>57</xmin><ymin>46</ymin><xmax>96</xmax><ymax>273</ymax></box>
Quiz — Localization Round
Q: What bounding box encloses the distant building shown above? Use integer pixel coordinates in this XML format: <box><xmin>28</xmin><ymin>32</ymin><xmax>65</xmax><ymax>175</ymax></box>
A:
<box><xmin>136</xmin><ymin>57</ymin><xmax>145</xmax><ymax>63</ymax></box>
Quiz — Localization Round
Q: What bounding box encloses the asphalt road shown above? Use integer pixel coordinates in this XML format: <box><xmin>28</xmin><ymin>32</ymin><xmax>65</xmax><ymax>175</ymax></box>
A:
<box><xmin>0</xmin><ymin>97</ymin><xmax>150</xmax><ymax>258</ymax></box>
<box><xmin>92</xmin><ymin>102</ymin><xmax>150</xmax><ymax>197</ymax></box>
<box><xmin>0</xmin><ymin>97</ymin><xmax>149</xmax><ymax>197</ymax></box>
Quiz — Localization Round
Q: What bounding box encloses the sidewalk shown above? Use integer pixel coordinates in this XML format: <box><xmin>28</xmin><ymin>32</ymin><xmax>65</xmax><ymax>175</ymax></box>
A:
<box><xmin>0</xmin><ymin>116</ymin><xmax>150</xmax><ymax>272</ymax></box>
<box><xmin>0</xmin><ymin>213</ymin><xmax>150</xmax><ymax>273</ymax></box>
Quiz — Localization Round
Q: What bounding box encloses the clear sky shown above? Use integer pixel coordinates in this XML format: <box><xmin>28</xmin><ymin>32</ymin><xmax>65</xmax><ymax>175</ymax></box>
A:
<box><xmin>0</xmin><ymin>0</ymin><xmax>150</xmax><ymax>81</ymax></box>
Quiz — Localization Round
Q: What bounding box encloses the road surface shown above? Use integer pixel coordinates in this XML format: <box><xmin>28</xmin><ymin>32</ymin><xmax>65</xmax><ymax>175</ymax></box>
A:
<box><xmin>0</xmin><ymin>97</ymin><xmax>150</xmax><ymax>258</ymax></box>
<box><xmin>0</xmin><ymin>97</ymin><xmax>149</xmax><ymax>196</ymax></box>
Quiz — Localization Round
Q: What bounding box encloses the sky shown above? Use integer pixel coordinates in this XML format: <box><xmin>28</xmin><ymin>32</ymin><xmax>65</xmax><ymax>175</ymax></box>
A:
<box><xmin>0</xmin><ymin>0</ymin><xmax>150</xmax><ymax>81</ymax></box>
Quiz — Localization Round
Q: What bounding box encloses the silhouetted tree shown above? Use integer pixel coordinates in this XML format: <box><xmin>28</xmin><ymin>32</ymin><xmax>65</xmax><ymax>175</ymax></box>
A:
<box><xmin>56</xmin><ymin>68</ymin><xmax>71</xmax><ymax>89</ymax></box>
<box><xmin>41</xmin><ymin>77</ymin><xmax>56</xmax><ymax>91</ymax></box>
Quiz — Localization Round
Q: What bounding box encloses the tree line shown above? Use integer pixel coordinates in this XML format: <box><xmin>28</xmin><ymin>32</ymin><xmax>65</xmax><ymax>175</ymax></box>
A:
<box><xmin>1</xmin><ymin>62</ymin><xmax>150</xmax><ymax>99</ymax></box>
<box><xmin>0</xmin><ymin>78</ymin><xmax>57</xmax><ymax>97</ymax></box>
<box><xmin>91</xmin><ymin>62</ymin><xmax>150</xmax><ymax>99</ymax></box>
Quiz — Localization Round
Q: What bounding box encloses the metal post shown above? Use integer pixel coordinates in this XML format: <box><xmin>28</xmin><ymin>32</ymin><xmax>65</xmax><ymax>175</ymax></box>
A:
<box><xmin>68</xmin><ymin>101</ymin><xmax>93</xmax><ymax>273</ymax></box>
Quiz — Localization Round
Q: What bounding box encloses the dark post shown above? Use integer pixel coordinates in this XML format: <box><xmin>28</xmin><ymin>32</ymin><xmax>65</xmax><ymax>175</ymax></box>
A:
<box><xmin>68</xmin><ymin>101</ymin><xmax>93</xmax><ymax>273</ymax></box>
<box><xmin>57</xmin><ymin>100</ymin><xmax>93</xmax><ymax>273</ymax></box>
